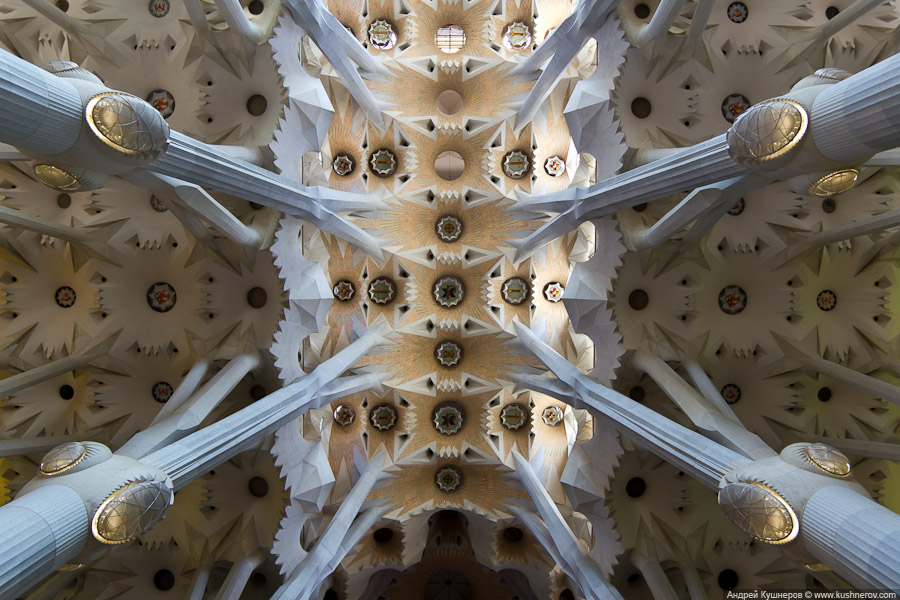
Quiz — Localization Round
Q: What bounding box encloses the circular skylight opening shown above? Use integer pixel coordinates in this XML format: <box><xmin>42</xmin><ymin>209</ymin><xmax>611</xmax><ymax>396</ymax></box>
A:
<box><xmin>437</xmin><ymin>89</ymin><xmax>463</xmax><ymax>115</ymax></box>
<box><xmin>436</xmin><ymin>24</ymin><xmax>466</xmax><ymax>54</ymax></box>
<box><xmin>435</xmin><ymin>150</ymin><xmax>465</xmax><ymax>181</ymax></box>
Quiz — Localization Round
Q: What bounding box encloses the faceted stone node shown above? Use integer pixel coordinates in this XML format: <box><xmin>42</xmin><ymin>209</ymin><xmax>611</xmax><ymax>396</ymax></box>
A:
<box><xmin>727</xmin><ymin>197</ymin><xmax>745</xmax><ymax>215</ymax></box>
<box><xmin>434</xmin><ymin>404</ymin><xmax>463</xmax><ymax>435</ymax></box>
<box><xmin>717</xmin><ymin>285</ymin><xmax>746</xmax><ymax>315</ymax></box>
<box><xmin>436</xmin><ymin>215</ymin><xmax>463</xmax><ymax>242</ymax></box>
<box><xmin>152</xmin><ymin>381</ymin><xmax>174</xmax><ymax>403</ymax></box>
<box><xmin>543</xmin><ymin>282</ymin><xmax>565</xmax><ymax>302</ymax></box>
<box><xmin>541</xmin><ymin>405</ymin><xmax>564</xmax><ymax>426</ymax></box>
<box><xmin>627</xmin><ymin>289</ymin><xmax>648</xmax><ymax>310</ymax></box>
<box><xmin>370</xmin><ymin>404</ymin><xmax>398</xmax><ymax>431</ymax></box>
<box><xmin>370</xmin><ymin>149</ymin><xmax>397</xmax><ymax>176</ymax></box>
<box><xmin>147</xmin><ymin>282</ymin><xmax>177</xmax><ymax>313</ymax></box>
<box><xmin>816</xmin><ymin>290</ymin><xmax>837</xmax><ymax>312</ymax></box>
<box><xmin>55</xmin><ymin>286</ymin><xmax>76</xmax><ymax>308</ymax></box>
<box><xmin>333</xmin><ymin>280</ymin><xmax>355</xmax><ymax>301</ymax></box>
<box><xmin>333</xmin><ymin>404</ymin><xmax>355</xmax><ymax>426</ymax></box>
<box><xmin>435</xmin><ymin>465</ymin><xmax>462</xmax><ymax>491</ymax></box>
<box><xmin>434</xmin><ymin>276</ymin><xmax>464</xmax><ymax>307</ymax></box>
<box><xmin>500</xmin><ymin>403</ymin><xmax>528</xmax><ymax>430</ymax></box>
<box><xmin>720</xmin><ymin>383</ymin><xmax>741</xmax><ymax>404</ymax></box>
<box><xmin>368</xmin><ymin>278</ymin><xmax>396</xmax><ymax>305</ymax></box>
<box><xmin>435</xmin><ymin>340</ymin><xmax>462</xmax><ymax>367</ymax></box>
<box><xmin>436</xmin><ymin>24</ymin><xmax>466</xmax><ymax>54</ymax></box>
<box><xmin>332</xmin><ymin>154</ymin><xmax>355</xmax><ymax>176</ymax></box>
<box><xmin>544</xmin><ymin>156</ymin><xmax>566</xmax><ymax>177</ymax></box>
<box><xmin>502</xmin><ymin>278</ymin><xmax>529</xmax><ymax>305</ymax></box>
<box><xmin>368</xmin><ymin>19</ymin><xmax>397</xmax><ymax>50</ymax></box>
<box><xmin>721</xmin><ymin>94</ymin><xmax>750</xmax><ymax>123</ymax></box>
<box><xmin>146</xmin><ymin>89</ymin><xmax>175</xmax><ymax>119</ymax></box>
<box><xmin>148</xmin><ymin>0</ymin><xmax>169</xmax><ymax>18</ymax></box>
<box><xmin>502</xmin><ymin>151</ymin><xmax>530</xmax><ymax>179</ymax></box>
<box><xmin>727</xmin><ymin>1</ymin><xmax>748</xmax><ymax>23</ymax></box>
<box><xmin>504</xmin><ymin>22</ymin><xmax>532</xmax><ymax>50</ymax></box>
<box><xmin>150</xmin><ymin>194</ymin><xmax>168</xmax><ymax>212</ymax></box>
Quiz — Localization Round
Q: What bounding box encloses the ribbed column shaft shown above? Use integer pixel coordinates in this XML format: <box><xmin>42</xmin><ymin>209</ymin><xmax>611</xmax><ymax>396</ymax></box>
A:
<box><xmin>577</xmin><ymin>135</ymin><xmax>744</xmax><ymax>220</ymax></box>
<box><xmin>802</xmin><ymin>486</ymin><xmax>900</xmax><ymax>591</ymax></box>
<box><xmin>811</xmin><ymin>52</ymin><xmax>900</xmax><ymax>162</ymax></box>
<box><xmin>0</xmin><ymin>50</ymin><xmax>82</xmax><ymax>155</ymax></box>
<box><xmin>0</xmin><ymin>485</ymin><xmax>89</xmax><ymax>600</ymax></box>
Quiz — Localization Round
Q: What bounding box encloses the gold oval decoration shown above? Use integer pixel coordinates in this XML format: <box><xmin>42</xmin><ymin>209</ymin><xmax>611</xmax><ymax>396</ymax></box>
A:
<box><xmin>726</xmin><ymin>99</ymin><xmax>808</xmax><ymax>165</ymax></box>
<box><xmin>92</xmin><ymin>478</ymin><xmax>172</xmax><ymax>544</ymax></box>
<box><xmin>803</xmin><ymin>443</ymin><xmax>852</xmax><ymax>477</ymax></box>
<box><xmin>808</xmin><ymin>169</ymin><xmax>859</xmax><ymax>197</ymax></box>
<box><xmin>40</xmin><ymin>442</ymin><xmax>88</xmax><ymax>476</ymax></box>
<box><xmin>718</xmin><ymin>481</ymin><xmax>799</xmax><ymax>544</ymax></box>
<box><xmin>85</xmin><ymin>93</ymin><xmax>169</xmax><ymax>157</ymax></box>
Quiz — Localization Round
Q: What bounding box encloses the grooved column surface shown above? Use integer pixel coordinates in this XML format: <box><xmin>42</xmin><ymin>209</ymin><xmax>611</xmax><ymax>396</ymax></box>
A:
<box><xmin>811</xmin><ymin>53</ymin><xmax>900</xmax><ymax>162</ymax></box>
<box><xmin>0</xmin><ymin>485</ymin><xmax>89</xmax><ymax>600</ymax></box>
<box><xmin>0</xmin><ymin>50</ymin><xmax>82</xmax><ymax>155</ymax></box>
<box><xmin>803</xmin><ymin>486</ymin><xmax>900</xmax><ymax>592</ymax></box>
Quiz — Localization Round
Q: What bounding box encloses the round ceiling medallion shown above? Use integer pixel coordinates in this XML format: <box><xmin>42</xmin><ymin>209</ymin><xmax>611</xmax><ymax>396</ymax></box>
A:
<box><xmin>333</xmin><ymin>280</ymin><xmax>355</xmax><ymax>301</ymax></box>
<box><xmin>435</xmin><ymin>465</ymin><xmax>462</xmax><ymax>491</ymax></box>
<box><xmin>721</xmin><ymin>94</ymin><xmax>750</xmax><ymax>123</ymax></box>
<box><xmin>727</xmin><ymin>1</ymin><xmax>748</xmax><ymax>23</ymax></box>
<box><xmin>368</xmin><ymin>278</ymin><xmax>396</xmax><ymax>305</ymax></box>
<box><xmin>150</xmin><ymin>194</ymin><xmax>168</xmax><ymax>212</ymax></box>
<box><xmin>370</xmin><ymin>404</ymin><xmax>398</xmax><ymax>431</ymax></box>
<box><xmin>434</xmin><ymin>276</ymin><xmax>464</xmax><ymax>308</ymax></box>
<box><xmin>368</xmin><ymin>19</ymin><xmax>397</xmax><ymax>50</ymax></box>
<box><xmin>504</xmin><ymin>22</ymin><xmax>532</xmax><ymax>50</ymax></box>
<box><xmin>436</xmin><ymin>215</ymin><xmax>463</xmax><ymax>242</ymax></box>
<box><xmin>544</xmin><ymin>156</ymin><xmax>566</xmax><ymax>177</ymax></box>
<box><xmin>502</xmin><ymin>277</ymin><xmax>529</xmax><ymax>305</ymax></box>
<box><xmin>152</xmin><ymin>381</ymin><xmax>174</xmax><ymax>403</ymax></box>
<box><xmin>147</xmin><ymin>282</ymin><xmax>177</xmax><ymax>313</ymax></box>
<box><xmin>149</xmin><ymin>0</ymin><xmax>170</xmax><ymax>17</ymax></box>
<box><xmin>717</xmin><ymin>285</ymin><xmax>746</xmax><ymax>315</ymax></box>
<box><xmin>435</xmin><ymin>340</ymin><xmax>462</xmax><ymax>367</ymax></box>
<box><xmin>434</xmin><ymin>404</ymin><xmax>463</xmax><ymax>435</ymax></box>
<box><xmin>816</xmin><ymin>290</ymin><xmax>837</xmax><ymax>311</ymax></box>
<box><xmin>503</xmin><ymin>151</ymin><xmax>530</xmax><ymax>179</ymax></box>
<box><xmin>541</xmin><ymin>405</ymin><xmax>564</xmax><ymax>426</ymax></box>
<box><xmin>369</xmin><ymin>149</ymin><xmax>397</xmax><ymax>176</ymax></box>
<box><xmin>500</xmin><ymin>403</ymin><xmax>528</xmax><ymax>430</ymax></box>
<box><xmin>333</xmin><ymin>404</ymin><xmax>355</xmax><ymax>426</ymax></box>
<box><xmin>436</xmin><ymin>24</ymin><xmax>466</xmax><ymax>54</ymax></box>
<box><xmin>332</xmin><ymin>154</ymin><xmax>355</xmax><ymax>176</ymax></box>
<box><xmin>146</xmin><ymin>89</ymin><xmax>175</xmax><ymax>119</ymax></box>
<box><xmin>55</xmin><ymin>286</ymin><xmax>76</xmax><ymax>308</ymax></box>
<box><xmin>720</xmin><ymin>383</ymin><xmax>742</xmax><ymax>404</ymax></box>
<box><xmin>544</xmin><ymin>282</ymin><xmax>565</xmax><ymax>302</ymax></box>
<box><xmin>727</xmin><ymin>198</ymin><xmax>745</xmax><ymax>215</ymax></box>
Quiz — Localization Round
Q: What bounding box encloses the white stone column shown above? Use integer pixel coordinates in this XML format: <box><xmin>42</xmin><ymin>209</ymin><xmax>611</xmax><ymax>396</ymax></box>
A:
<box><xmin>802</xmin><ymin>486</ymin><xmax>900</xmax><ymax>591</ymax></box>
<box><xmin>811</xmin><ymin>52</ymin><xmax>900</xmax><ymax>162</ymax></box>
<box><xmin>0</xmin><ymin>485</ymin><xmax>89</xmax><ymax>600</ymax></box>
<box><xmin>213</xmin><ymin>551</ymin><xmax>265</xmax><ymax>600</ymax></box>
<box><xmin>631</xmin><ymin>554</ymin><xmax>679</xmax><ymax>600</ymax></box>
<box><xmin>0</xmin><ymin>49</ymin><xmax>82</xmax><ymax>155</ymax></box>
